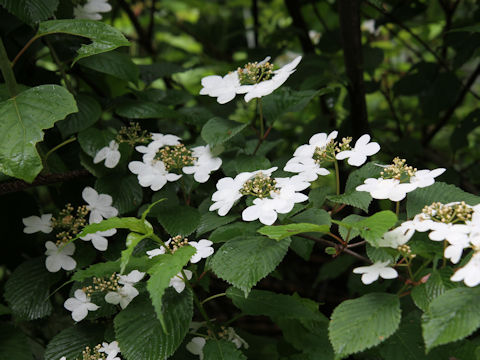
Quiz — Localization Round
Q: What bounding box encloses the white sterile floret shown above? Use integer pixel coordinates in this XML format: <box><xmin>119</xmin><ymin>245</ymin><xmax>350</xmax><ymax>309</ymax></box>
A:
<box><xmin>189</xmin><ymin>240</ymin><xmax>214</xmax><ymax>263</ymax></box>
<box><xmin>80</xmin><ymin>228</ymin><xmax>116</xmax><ymax>251</ymax></box>
<box><xmin>99</xmin><ymin>341</ymin><xmax>121</xmax><ymax>359</ymax></box>
<box><xmin>186</xmin><ymin>336</ymin><xmax>206</xmax><ymax>359</ymax></box>
<box><xmin>451</xmin><ymin>251</ymin><xmax>480</xmax><ymax>287</ymax></box>
<box><xmin>146</xmin><ymin>240</ymin><xmax>170</xmax><ymax>259</ymax></box>
<box><xmin>45</xmin><ymin>241</ymin><xmax>76</xmax><ymax>272</ymax></box>
<box><xmin>200</xmin><ymin>72</ymin><xmax>242</xmax><ymax>104</ymax></box>
<box><xmin>209</xmin><ymin>173</ymin><xmax>252</xmax><ymax>216</ymax></box>
<box><xmin>135</xmin><ymin>133</ymin><xmax>181</xmax><ymax>159</ymax></box>
<box><xmin>22</xmin><ymin>214</ymin><xmax>53</xmax><ymax>234</ymax></box>
<box><xmin>293</xmin><ymin>131</ymin><xmax>338</xmax><ymax>158</ymax></box>
<box><xmin>377</xmin><ymin>222</ymin><xmax>415</xmax><ymax>248</ymax></box>
<box><xmin>82</xmin><ymin>187</ymin><xmax>118</xmax><ymax>224</ymax></box>
<box><xmin>118</xmin><ymin>270</ymin><xmax>145</xmax><ymax>286</ymax></box>
<box><xmin>336</xmin><ymin>134</ymin><xmax>380</xmax><ymax>166</ymax></box>
<box><xmin>64</xmin><ymin>289</ymin><xmax>99</xmax><ymax>322</ymax></box>
<box><xmin>182</xmin><ymin>145</ymin><xmax>222</xmax><ymax>183</ymax></box>
<box><xmin>409</xmin><ymin>168</ymin><xmax>445</xmax><ymax>188</ymax></box>
<box><xmin>128</xmin><ymin>159</ymin><xmax>182</xmax><ymax>191</ymax></box>
<box><xmin>241</xmin><ymin>56</ymin><xmax>302</xmax><ymax>102</ymax></box>
<box><xmin>105</xmin><ymin>284</ymin><xmax>139</xmax><ymax>309</ymax></box>
<box><xmin>242</xmin><ymin>197</ymin><xmax>284</xmax><ymax>225</ymax></box>
<box><xmin>226</xmin><ymin>327</ymin><xmax>249</xmax><ymax>349</ymax></box>
<box><xmin>411</xmin><ymin>213</ymin><xmax>437</xmax><ymax>232</ymax></box>
<box><xmin>271</xmin><ymin>175</ymin><xmax>310</xmax><ymax>213</ymax></box>
<box><xmin>74</xmin><ymin>0</ymin><xmax>111</xmax><ymax>20</ymax></box>
<box><xmin>60</xmin><ymin>357</ymin><xmax>66</xmax><ymax>360</ymax></box>
<box><xmin>170</xmin><ymin>269</ymin><xmax>193</xmax><ymax>293</ymax></box>
<box><xmin>355</xmin><ymin>178</ymin><xmax>417</xmax><ymax>202</ymax></box>
<box><xmin>93</xmin><ymin>140</ymin><xmax>121</xmax><ymax>169</ymax></box>
<box><xmin>284</xmin><ymin>156</ymin><xmax>330</xmax><ymax>182</ymax></box>
<box><xmin>428</xmin><ymin>223</ymin><xmax>470</xmax><ymax>243</ymax></box>
<box><xmin>444</xmin><ymin>237</ymin><xmax>471</xmax><ymax>264</ymax></box>
<box><xmin>353</xmin><ymin>261</ymin><xmax>398</xmax><ymax>284</ymax></box>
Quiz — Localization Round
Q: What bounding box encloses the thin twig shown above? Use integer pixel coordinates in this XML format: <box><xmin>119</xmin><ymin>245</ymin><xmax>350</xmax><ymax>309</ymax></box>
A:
<box><xmin>298</xmin><ymin>234</ymin><xmax>371</xmax><ymax>263</ymax></box>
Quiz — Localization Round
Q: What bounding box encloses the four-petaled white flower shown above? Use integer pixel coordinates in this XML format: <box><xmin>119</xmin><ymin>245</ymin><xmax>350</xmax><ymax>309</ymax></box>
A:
<box><xmin>118</xmin><ymin>270</ymin><xmax>145</xmax><ymax>286</ymax></box>
<box><xmin>80</xmin><ymin>228</ymin><xmax>117</xmax><ymax>251</ymax></box>
<box><xmin>292</xmin><ymin>131</ymin><xmax>338</xmax><ymax>158</ymax></box>
<box><xmin>209</xmin><ymin>172</ymin><xmax>253</xmax><ymax>216</ymax></box>
<box><xmin>128</xmin><ymin>158</ymin><xmax>182</xmax><ymax>191</ymax></box>
<box><xmin>336</xmin><ymin>134</ymin><xmax>380</xmax><ymax>167</ymax></box>
<box><xmin>242</xmin><ymin>197</ymin><xmax>284</xmax><ymax>226</ymax></box>
<box><xmin>189</xmin><ymin>240</ymin><xmax>214</xmax><ymax>263</ymax></box>
<box><xmin>182</xmin><ymin>145</ymin><xmax>222</xmax><ymax>183</ymax></box>
<box><xmin>356</xmin><ymin>178</ymin><xmax>416</xmax><ymax>202</ymax></box>
<box><xmin>74</xmin><ymin>0</ymin><xmax>112</xmax><ymax>20</ymax></box>
<box><xmin>45</xmin><ymin>241</ymin><xmax>76</xmax><ymax>273</ymax></box>
<box><xmin>170</xmin><ymin>269</ymin><xmax>193</xmax><ymax>293</ymax></box>
<box><xmin>82</xmin><ymin>187</ymin><xmax>118</xmax><ymax>224</ymax></box>
<box><xmin>284</xmin><ymin>157</ymin><xmax>330</xmax><ymax>182</ymax></box>
<box><xmin>377</xmin><ymin>222</ymin><xmax>415</xmax><ymax>248</ymax></box>
<box><xmin>23</xmin><ymin>214</ymin><xmax>53</xmax><ymax>234</ymax></box>
<box><xmin>94</xmin><ymin>140</ymin><xmax>121</xmax><ymax>169</ymax></box>
<box><xmin>99</xmin><ymin>341</ymin><xmax>121</xmax><ymax>360</ymax></box>
<box><xmin>186</xmin><ymin>336</ymin><xmax>206</xmax><ymax>360</ymax></box>
<box><xmin>409</xmin><ymin>168</ymin><xmax>445</xmax><ymax>188</ymax></box>
<box><xmin>135</xmin><ymin>133</ymin><xmax>181</xmax><ymax>160</ymax></box>
<box><xmin>199</xmin><ymin>72</ymin><xmax>242</xmax><ymax>104</ymax></box>
<box><xmin>105</xmin><ymin>284</ymin><xmax>139</xmax><ymax>309</ymax></box>
<box><xmin>64</xmin><ymin>289</ymin><xmax>99</xmax><ymax>322</ymax></box>
<box><xmin>451</xmin><ymin>251</ymin><xmax>480</xmax><ymax>287</ymax></box>
<box><xmin>353</xmin><ymin>261</ymin><xmax>398</xmax><ymax>284</ymax></box>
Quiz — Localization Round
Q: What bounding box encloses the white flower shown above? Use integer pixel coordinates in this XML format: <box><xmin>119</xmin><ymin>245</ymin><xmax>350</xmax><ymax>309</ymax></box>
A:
<box><xmin>356</xmin><ymin>178</ymin><xmax>417</xmax><ymax>202</ymax></box>
<box><xmin>428</xmin><ymin>223</ymin><xmax>470</xmax><ymax>243</ymax></box>
<box><xmin>377</xmin><ymin>222</ymin><xmax>415</xmax><ymax>248</ymax></box>
<box><xmin>64</xmin><ymin>289</ymin><xmax>99</xmax><ymax>322</ymax></box>
<box><xmin>99</xmin><ymin>341</ymin><xmax>121</xmax><ymax>359</ymax></box>
<box><xmin>189</xmin><ymin>240</ymin><xmax>214</xmax><ymax>263</ymax></box>
<box><xmin>409</xmin><ymin>168</ymin><xmax>446</xmax><ymax>188</ymax></box>
<box><xmin>284</xmin><ymin>156</ymin><xmax>330</xmax><ymax>182</ymax></box>
<box><xmin>135</xmin><ymin>133</ymin><xmax>181</xmax><ymax>160</ymax></box>
<box><xmin>93</xmin><ymin>140</ymin><xmax>121</xmax><ymax>168</ymax></box>
<box><xmin>82</xmin><ymin>187</ymin><xmax>118</xmax><ymax>224</ymax></box>
<box><xmin>209</xmin><ymin>173</ymin><xmax>250</xmax><ymax>216</ymax></box>
<box><xmin>272</xmin><ymin>175</ymin><xmax>310</xmax><ymax>213</ymax></box>
<box><xmin>242</xmin><ymin>197</ymin><xmax>283</xmax><ymax>225</ymax></box>
<box><xmin>200</xmin><ymin>72</ymin><xmax>242</xmax><ymax>104</ymax></box>
<box><xmin>118</xmin><ymin>270</ymin><xmax>145</xmax><ymax>286</ymax></box>
<box><xmin>146</xmin><ymin>245</ymin><xmax>168</xmax><ymax>259</ymax></box>
<box><xmin>22</xmin><ymin>214</ymin><xmax>53</xmax><ymax>234</ymax></box>
<box><xmin>241</xmin><ymin>56</ymin><xmax>302</xmax><ymax>102</ymax></box>
<box><xmin>451</xmin><ymin>251</ymin><xmax>480</xmax><ymax>287</ymax></box>
<box><xmin>128</xmin><ymin>159</ymin><xmax>182</xmax><ymax>191</ymax></box>
<box><xmin>226</xmin><ymin>327</ymin><xmax>249</xmax><ymax>349</ymax></box>
<box><xmin>410</xmin><ymin>213</ymin><xmax>438</xmax><ymax>232</ymax></box>
<box><xmin>105</xmin><ymin>284</ymin><xmax>139</xmax><ymax>309</ymax></box>
<box><xmin>74</xmin><ymin>0</ymin><xmax>112</xmax><ymax>20</ymax></box>
<box><xmin>353</xmin><ymin>261</ymin><xmax>398</xmax><ymax>284</ymax></box>
<box><xmin>80</xmin><ymin>228</ymin><xmax>116</xmax><ymax>251</ymax></box>
<box><xmin>59</xmin><ymin>357</ymin><xmax>66</xmax><ymax>360</ymax></box>
<box><xmin>186</xmin><ymin>336</ymin><xmax>206</xmax><ymax>359</ymax></box>
<box><xmin>293</xmin><ymin>131</ymin><xmax>338</xmax><ymax>158</ymax></box>
<box><xmin>444</xmin><ymin>239</ymin><xmax>471</xmax><ymax>264</ymax></box>
<box><xmin>182</xmin><ymin>145</ymin><xmax>222</xmax><ymax>183</ymax></box>
<box><xmin>170</xmin><ymin>270</ymin><xmax>193</xmax><ymax>293</ymax></box>
<box><xmin>45</xmin><ymin>241</ymin><xmax>76</xmax><ymax>272</ymax></box>
<box><xmin>336</xmin><ymin>134</ymin><xmax>380</xmax><ymax>166</ymax></box>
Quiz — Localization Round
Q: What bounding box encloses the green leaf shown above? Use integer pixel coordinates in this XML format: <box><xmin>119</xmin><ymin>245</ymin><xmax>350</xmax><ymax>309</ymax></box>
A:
<box><xmin>77</xmin><ymin>217</ymin><xmax>152</xmax><ymax>239</ymax></box>
<box><xmin>329</xmin><ymin>293</ymin><xmax>401</xmax><ymax>357</ymax></box>
<box><xmin>0</xmin><ymin>85</ymin><xmax>77</xmax><ymax>182</ymax></box>
<box><xmin>95</xmin><ymin>175</ymin><xmax>143</xmax><ymax>215</ymax></box>
<box><xmin>71</xmin><ymin>260</ymin><xmax>121</xmax><ymax>282</ymax></box>
<box><xmin>327</xmin><ymin>191</ymin><xmax>372</xmax><ymax>212</ymax></box>
<box><xmin>146</xmin><ymin>246</ymin><xmax>196</xmax><ymax>330</ymax></box>
<box><xmin>345</xmin><ymin>162</ymin><xmax>383</xmax><ymax>191</ymax></box>
<box><xmin>157</xmin><ymin>206</ymin><xmax>201</xmax><ymax>236</ymax></box>
<box><xmin>77</xmin><ymin>127</ymin><xmax>115</xmax><ymax>157</ymax></box>
<box><xmin>407</xmin><ymin>182</ymin><xmax>480</xmax><ymax>218</ymax></box>
<box><xmin>411</xmin><ymin>269</ymin><xmax>456</xmax><ymax>312</ymax></box>
<box><xmin>291</xmin><ymin>208</ymin><xmax>331</xmax><ymax>226</ymax></box>
<box><xmin>56</xmin><ymin>94</ymin><xmax>101</xmax><ymax>138</ymax></box>
<box><xmin>209</xmin><ymin>236</ymin><xmax>290</xmax><ymax>296</ymax></box>
<box><xmin>44</xmin><ymin>324</ymin><xmax>104</xmax><ymax>360</ymax></box>
<box><xmin>0</xmin><ymin>0</ymin><xmax>58</xmax><ymax>25</ymax></box>
<box><xmin>120</xmin><ymin>232</ymin><xmax>149</xmax><ymax>274</ymax></box>
<box><xmin>79</xmin><ymin>51</ymin><xmax>139</xmax><ymax>83</ymax></box>
<box><xmin>203</xmin><ymin>339</ymin><xmax>247</xmax><ymax>360</ymax></box>
<box><xmin>226</xmin><ymin>287</ymin><xmax>325</xmax><ymax>322</ymax></box>
<box><xmin>37</xmin><ymin>19</ymin><xmax>130</xmax><ymax>64</ymax></box>
<box><xmin>196</xmin><ymin>212</ymin><xmax>238</xmax><ymax>237</ymax></box>
<box><xmin>4</xmin><ymin>258</ymin><xmax>59</xmax><ymax>320</ymax></box>
<box><xmin>422</xmin><ymin>287</ymin><xmax>480</xmax><ymax>352</ymax></box>
<box><xmin>337</xmin><ymin>214</ymin><xmax>363</xmax><ymax>241</ymax></box>
<box><xmin>0</xmin><ymin>323</ymin><xmax>32</xmax><ymax>360</ymax></box>
<box><xmin>209</xmin><ymin>222</ymin><xmax>261</xmax><ymax>243</ymax></box>
<box><xmin>234</xmin><ymin>154</ymin><xmax>271</xmax><ymax>173</ymax></box>
<box><xmin>114</xmin><ymin>291</ymin><xmax>193</xmax><ymax>359</ymax></box>
<box><xmin>201</xmin><ymin>117</ymin><xmax>248</xmax><ymax>146</ymax></box>
<box><xmin>115</xmin><ymin>99</ymin><xmax>178</xmax><ymax>119</ymax></box>
<box><xmin>139</xmin><ymin>63</ymin><xmax>185</xmax><ymax>84</ymax></box>
<box><xmin>258</xmin><ymin>223</ymin><xmax>330</xmax><ymax>241</ymax></box>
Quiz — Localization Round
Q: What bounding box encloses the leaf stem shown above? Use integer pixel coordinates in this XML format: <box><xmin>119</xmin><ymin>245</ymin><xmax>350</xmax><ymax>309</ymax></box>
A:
<box><xmin>395</xmin><ymin>201</ymin><xmax>400</xmax><ymax>217</ymax></box>
<box><xmin>334</xmin><ymin>159</ymin><xmax>340</xmax><ymax>195</ymax></box>
<box><xmin>45</xmin><ymin>39</ymin><xmax>75</xmax><ymax>94</ymax></box>
<box><xmin>184</xmin><ymin>274</ymin><xmax>216</xmax><ymax>338</ymax></box>
<box><xmin>258</xmin><ymin>98</ymin><xmax>264</xmax><ymax>138</ymax></box>
<box><xmin>0</xmin><ymin>38</ymin><xmax>17</xmax><ymax>97</ymax></box>
<box><xmin>43</xmin><ymin>136</ymin><xmax>76</xmax><ymax>166</ymax></box>
<box><xmin>11</xmin><ymin>35</ymin><xmax>40</xmax><ymax>68</ymax></box>
<box><xmin>201</xmin><ymin>292</ymin><xmax>227</xmax><ymax>305</ymax></box>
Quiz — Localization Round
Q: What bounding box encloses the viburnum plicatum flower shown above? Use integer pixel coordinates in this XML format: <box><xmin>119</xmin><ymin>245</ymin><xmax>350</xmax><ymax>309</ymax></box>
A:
<box><xmin>353</xmin><ymin>261</ymin><xmax>398</xmax><ymax>284</ymax></box>
<box><xmin>335</xmin><ymin>134</ymin><xmax>380</xmax><ymax>167</ymax></box>
<box><xmin>64</xmin><ymin>289</ymin><xmax>99</xmax><ymax>322</ymax></box>
<box><xmin>451</xmin><ymin>251</ymin><xmax>480</xmax><ymax>287</ymax></box>
<box><xmin>82</xmin><ymin>187</ymin><xmax>118</xmax><ymax>224</ymax></box>
<box><xmin>200</xmin><ymin>72</ymin><xmax>242</xmax><ymax>104</ymax></box>
<box><xmin>284</xmin><ymin>156</ymin><xmax>330</xmax><ymax>182</ymax></box>
<box><xmin>135</xmin><ymin>133</ymin><xmax>181</xmax><ymax>160</ymax></box>
<box><xmin>169</xmin><ymin>269</ymin><xmax>193</xmax><ymax>293</ymax></box>
<box><xmin>99</xmin><ymin>341</ymin><xmax>121</xmax><ymax>360</ymax></box>
<box><xmin>377</xmin><ymin>222</ymin><xmax>415</xmax><ymax>248</ymax></box>
<box><xmin>242</xmin><ymin>197</ymin><xmax>285</xmax><ymax>226</ymax></box>
<box><xmin>93</xmin><ymin>140</ymin><xmax>121</xmax><ymax>169</ymax></box>
<box><xmin>128</xmin><ymin>158</ymin><xmax>182</xmax><ymax>191</ymax></box>
<box><xmin>186</xmin><ymin>337</ymin><xmax>206</xmax><ymax>360</ymax></box>
<box><xmin>292</xmin><ymin>131</ymin><xmax>338</xmax><ymax>158</ymax></box>
<box><xmin>409</xmin><ymin>168</ymin><xmax>446</xmax><ymax>188</ymax></box>
<box><xmin>74</xmin><ymin>0</ymin><xmax>112</xmax><ymax>20</ymax></box>
<box><xmin>189</xmin><ymin>240</ymin><xmax>214</xmax><ymax>263</ymax></box>
<box><xmin>45</xmin><ymin>241</ymin><xmax>76</xmax><ymax>272</ymax></box>
<box><xmin>22</xmin><ymin>214</ymin><xmax>53</xmax><ymax>234</ymax></box>
<box><xmin>226</xmin><ymin>327</ymin><xmax>249</xmax><ymax>349</ymax></box>
<box><xmin>355</xmin><ymin>178</ymin><xmax>416</xmax><ymax>202</ymax></box>
<box><xmin>209</xmin><ymin>172</ymin><xmax>256</xmax><ymax>216</ymax></box>
<box><xmin>118</xmin><ymin>270</ymin><xmax>145</xmax><ymax>287</ymax></box>
<box><xmin>182</xmin><ymin>145</ymin><xmax>222</xmax><ymax>183</ymax></box>
<box><xmin>80</xmin><ymin>228</ymin><xmax>117</xmax><ymax>251</ymax></box>
<box><xmin>104</xmin><ymin>284</ymin><xmax>139</xmax><ymax>309</ymax></box>
<box><xmin>146</xmin><ymin>239</ymin><xmax>170</xmax><ymax>258</ymax></box>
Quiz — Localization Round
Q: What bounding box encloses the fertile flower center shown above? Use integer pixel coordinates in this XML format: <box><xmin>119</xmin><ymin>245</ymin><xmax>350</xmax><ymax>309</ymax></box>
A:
<box><xmin>167</xmin><ymin>235</ymin><xmax>189</xmax><ymax>253</ymax></box>
<box><xmin>237</xmin><ymin>61</ymin><xmax>274</xmax><ymax>85</ymax></box>
<box><xmin>422</xmin><ymin>201</ymin><xmax>473</xmax><ymax>223</ymax></box>
<box><xmin>240</xmin><ymin>173</ymin><xmax>278</xmax><ymax>198</ymax></box>
<box><xmin>397</xmin><ymin>244</ymin><xmax>416</xmax><ymax>259</ymax></box>
<box><xmin>155</xmin><ymin>144</ymin><xmax>196</xmax><ymax>171</ymax></box>
<box><xmin>83</xmin><ymin>273</ymin><xmax>120</xmax><ymax>296</ymax></box>
<box><xmin>116</xmin><ymin>122</ymin><xmax>151</xmax><ymax>146</ymax></box>
<box><xmin>380</xmin><ymin>157</ymin><xmax>416</xmax><ymax>181</ymax></box>
<box><xmin>313</xmin><ymin>137</ymin><xmax>351</xmax><ymax>164</ymax></box>
<box><xmin>81</xmin><ymin>344</ymin><xmax>107</xmax><ymax>360</ymax></box>
<box><xmin>52</xmin><ymin>204</ymin><xmax>89</xmax><ymax>244</ymax></box>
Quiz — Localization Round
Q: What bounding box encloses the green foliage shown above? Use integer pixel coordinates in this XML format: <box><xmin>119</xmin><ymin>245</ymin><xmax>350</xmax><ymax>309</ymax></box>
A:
<box><xmin>201</xmin><ymin>117</ymin><xmax>248</xmax><ymax>146</ymax></box>
<box><xmin>327</xmin><ymin>191</ymin><xmax>372</xmax><ymax>212</ymax></box>
<box><xmin>410</xmin><ymin>269</ymin><xmax>456</xmax><ymax>312</ymax></box>
<box><xmin>56</xmin><ymin>94</ymin><xmax>101</xmax><ymax>138</ymax></box>
<box><xmin>328</xmin><ymin>293</ymin><xmax>401</xmax><ymax>357</ymax></box>
<box><xmin>115</xmin><ymin>99</ymin><xmax>178</xmax><ymax>119</ymax></box>
<box><xmin>78</xmin><ymin>51</ymin><xmax>139</xmax><ymax>83</ymax></box>
<box><xmin>95</xmin><ymin>175</ymin><xmax>143</xmax><ymax>214</ymax></box>
<box><xmin>0</xmin><ymin>0</ymin><xmax>58</xmax><ymax>26</ymax></box>
<box><xmin>77</xmin><ymin>217</ymin><xmax>152</xmax><ymax>238</ymax></box>
<box><xmin>196</xmin><ymin>212</ymin><xmax>238</xmax><ymax>237</ymax></box>
<box><xmin>210</xmin><ymin>236</ymin><xmax>290</xmax><ymax>295</ymax></box>
<box><xmin>0</xmin><ymin>85</ymin><xmax>77</xmax><ymax>182</ymax></box>
<box><xmin>0</xmin><ymin>323</ymin><xmax>32</xmax><ymax>360</ymax></box>
<box><xmin>258</xmin><ymin>222</ymin><xmax>330</xmax><ymax>241</ymax></box>
<box><xmin>157</xmin><ymin>206</ymin><xmax>201</xmax><ymax>236</ymax></box>
<box><xmin>203</xmin><ymin>340</ymin><xmax>247</xmax><ymax>360</ymax></box>
<box><xmin>209</xmin><ymin>222</ymin><xmax>260</xmax><ymax>243</ymax></box>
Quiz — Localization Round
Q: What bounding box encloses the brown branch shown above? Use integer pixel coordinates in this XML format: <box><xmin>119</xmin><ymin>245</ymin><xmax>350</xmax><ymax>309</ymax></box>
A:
<box><xmin>117</xmin><ymin>0</ymin><xmax>155</xmax><ymax>55</ymax></box>
<box><xmin>0</xmin><ymin>169</ymin><xmax>91</xmax><ymax>195</ymax></box>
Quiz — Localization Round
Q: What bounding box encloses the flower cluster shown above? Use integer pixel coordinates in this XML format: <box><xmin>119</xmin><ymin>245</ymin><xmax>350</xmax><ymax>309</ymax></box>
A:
<box><xmin>128</xmin><ymin>133</ymin><xmax>221</xmax><ymax>191</ymax></box>
<box><xmin>60</xmin><ymin>340</ymin><xmax>121</xmax><ymax>360</ymax></box>
<box><xmin>210</xmin><ymin>167</ymin><xmax>309</xmax><ymax>225</ymax></box>
<box><xmin>74</xmin><ymin>0</ymin><xmax>112</xmax><ymax>20</ymax></box>
<box><xmin>200</xmin><ymin>56</ymin><xmax>302</xmax><ymax>103</ymax></box>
